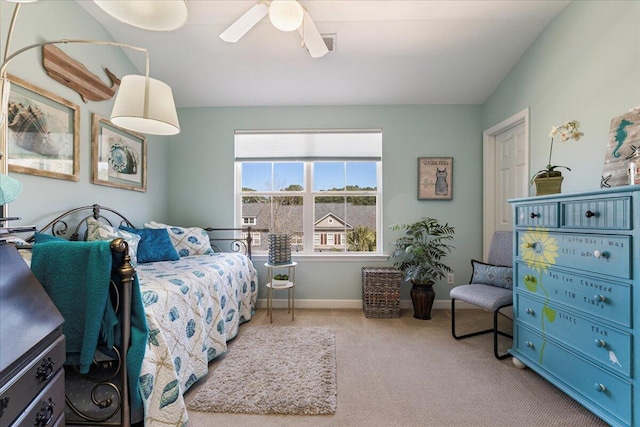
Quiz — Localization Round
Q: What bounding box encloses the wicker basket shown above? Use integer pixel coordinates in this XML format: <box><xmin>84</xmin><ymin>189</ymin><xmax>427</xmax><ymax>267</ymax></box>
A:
<box><xmin>361</xmin><ymin>267</ymin><xmax>402</xmax><ymax>318</ymax></box>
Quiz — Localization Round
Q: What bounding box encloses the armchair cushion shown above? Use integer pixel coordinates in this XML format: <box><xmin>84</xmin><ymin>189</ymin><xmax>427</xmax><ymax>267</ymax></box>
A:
<box><xmin>470</xmin><ymin>260</ymin><xmax>513</xmax><ymax>290</ymax></box>
<box><xmin>450</xmin><ymin>284</ymin><xmax>513</xmax><ymax>312</ymax></box>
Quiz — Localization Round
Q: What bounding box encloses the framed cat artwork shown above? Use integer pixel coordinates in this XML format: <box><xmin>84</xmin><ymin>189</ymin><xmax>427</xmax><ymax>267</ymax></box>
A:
<box><xmin>418</xmin><ymin>157</ymin><xmax>453</xmax><ymax>200</ymax></box>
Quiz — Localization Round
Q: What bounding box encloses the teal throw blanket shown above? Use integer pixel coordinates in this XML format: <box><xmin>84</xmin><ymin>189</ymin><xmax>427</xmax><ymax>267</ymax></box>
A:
<box><xmin>32</xmin><ymin>240</ymin><xmax>148</xmax><ymax>413</ymax></box>
<box><xmin>32</xmin><ymin>240</ymin><xmax>115</xmax><ymax>372</ymax></box>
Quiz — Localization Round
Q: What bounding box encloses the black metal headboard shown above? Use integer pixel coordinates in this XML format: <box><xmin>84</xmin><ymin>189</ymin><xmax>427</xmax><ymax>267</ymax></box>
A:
<box><xmin>26</xmin><ymin>204</ymin><xmax>259</xmax><ymax>259</ymax></box>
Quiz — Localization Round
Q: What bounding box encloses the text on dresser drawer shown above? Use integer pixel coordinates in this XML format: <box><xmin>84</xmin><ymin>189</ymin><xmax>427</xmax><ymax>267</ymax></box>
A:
<box><xmin>516</xmin><ymin>230</ymin><xmax>631</xmax><ymax>279</ymax></box>
<box><xmin>516</xmin><ymin>262</ymin><xmax>631</xmax><ymax>327</ymax></box>
<box><xmin>516</xmin><ymin>293</ymin><xmax>631</xmax><ymax>376</ymax></box>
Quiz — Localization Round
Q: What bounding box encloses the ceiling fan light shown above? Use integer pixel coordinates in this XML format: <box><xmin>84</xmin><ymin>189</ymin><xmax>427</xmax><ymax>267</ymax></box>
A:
<box><xmin>269</xmin><ymin>0</ymin><xmax>303</xmax><ymax>32</ymax></box>
<box><xmin>93</xmin><ymin>0</ymin><xmax>188</xmax><ymax>32</ymax></box>
<box><xmin>110</xmin><ymin>75</ymin><xmax>180</xmax><ymax>136</ymax></box>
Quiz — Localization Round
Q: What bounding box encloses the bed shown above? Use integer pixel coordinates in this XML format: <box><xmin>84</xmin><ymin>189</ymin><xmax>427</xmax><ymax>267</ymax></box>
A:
<box><xmin>21</xmin><ymin>204</ymin><xmax>260</xmax><ymax>427</ymax></box>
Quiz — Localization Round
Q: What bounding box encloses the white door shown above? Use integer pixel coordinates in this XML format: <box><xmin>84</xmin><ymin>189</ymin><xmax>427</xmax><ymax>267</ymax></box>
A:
<box><xmin>483</xmin><ymin>108</ymin><xmax>529</xmax><ymax>259</ymax></box>
<box><xmin>494</xmin><ymin>121</ymin><xmax>527</xmax><ymax>231</ymax></box>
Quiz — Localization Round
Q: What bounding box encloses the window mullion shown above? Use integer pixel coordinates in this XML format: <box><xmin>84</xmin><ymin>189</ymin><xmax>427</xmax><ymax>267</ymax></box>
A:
<box><xmin>303</xmin><ymin>161</ymin><xmax>314</xmax><ymax>254</ymax></box>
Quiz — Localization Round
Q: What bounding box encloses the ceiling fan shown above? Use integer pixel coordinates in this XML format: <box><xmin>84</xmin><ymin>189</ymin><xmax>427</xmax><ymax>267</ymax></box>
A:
<box><xmin>220</xmin><ymin>0</ymin><xmax>329</xmax><ymax>58</ymax></box>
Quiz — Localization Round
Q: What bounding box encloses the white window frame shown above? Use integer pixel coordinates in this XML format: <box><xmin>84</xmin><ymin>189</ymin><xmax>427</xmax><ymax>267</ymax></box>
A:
<box><xmin>234</xmin><ymin>130</ymin><xmax>385</xmax><ymax>261</ymax></box>
<box><xmin>242</xmin><ymin>216</ymin><xmax>257</xmax><ymax>225</ymax></box>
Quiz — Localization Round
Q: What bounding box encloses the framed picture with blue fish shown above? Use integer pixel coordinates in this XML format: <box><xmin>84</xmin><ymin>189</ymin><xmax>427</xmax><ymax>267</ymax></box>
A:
<box><xmin>601</xmin><ymin>108</ymin><xmax>640</xmax><ymax>188</ymax></box>
<box><xmin>91</xmin><ymin>114</ymin><xmax>147</xmax><ymax>192</ymax></box>
<box><xmin>7</xmin><ymin>74</ymin><xmax>80</xmax><ymax>181</ymax></box>
<box><xmin>418</xmin><ymin>157</ymin><xmax>453</xmax><ymax>200</ymax></box>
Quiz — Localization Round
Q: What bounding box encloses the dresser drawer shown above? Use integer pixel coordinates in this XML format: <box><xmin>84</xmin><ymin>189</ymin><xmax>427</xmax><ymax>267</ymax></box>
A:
<box><xmin>515</xmin><ymin>324</ymin><xmax>631</xmax><ymax>426</ymax></box>
<box><xmin>11</xmin><ymin>369</ymin><xmax>64</xmax><ymax>427</ymax></box>
<box><xmin>0</xmin><ymin>335</ymin><xmax>65</xmax><ymax>427</ymax></box>
<box><xmin>516</xmin><ymin>231</ymin><xmax>632</xmax><ymax>279</ymax></box>
<box><xmin>561</xmin><ymin>197</ymin><xmax>632</xmax><ymax>230</ymax></box>
<box><xmin>515</xmin><ymin>202</ymin><xmax>559</xmax><ymax>228</ymax></box>
<box><xmin>516</xmin><ymin>293</ymin><xmax>631</xmax><ymax>376</ymax></box>
<box><xmin>515</xmin><ymin>262</ymin><xmax>631</xmax><ymax>328</ymax></box>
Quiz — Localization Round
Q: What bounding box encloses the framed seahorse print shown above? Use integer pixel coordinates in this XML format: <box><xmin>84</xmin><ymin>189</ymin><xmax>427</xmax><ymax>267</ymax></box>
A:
<box><xmin>601</xmin><ymin>108</ymin><xmax>640</xmax><ymax>189</ymax></box>
<box><xmin>418</xmin><ymin>157</ymin><xmax>453</xmax><ymax>200</ymax></box>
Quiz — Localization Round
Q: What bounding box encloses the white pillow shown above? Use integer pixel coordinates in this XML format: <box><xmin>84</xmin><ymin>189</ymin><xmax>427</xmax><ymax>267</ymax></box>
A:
<box><xmin>86</xmin><ymin>217</ymin><xmax>141</xmax><ymax>266</ymax></box>
<box><xmin>144</xmin><ymin>221</ymin><xmax>213</xmax><ymax>257</ymax></box>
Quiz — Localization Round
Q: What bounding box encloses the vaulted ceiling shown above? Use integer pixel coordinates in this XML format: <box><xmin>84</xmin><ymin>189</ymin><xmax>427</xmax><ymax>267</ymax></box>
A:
<box><xmin>78</xmin><ymin>0</ymin><xmax>571</xmax><ymax>108</ymax></box>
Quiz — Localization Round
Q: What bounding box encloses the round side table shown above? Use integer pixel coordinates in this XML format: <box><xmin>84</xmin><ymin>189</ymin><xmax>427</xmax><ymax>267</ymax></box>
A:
<box><xmin>265</xmin><ymin>262</ymin><xmax>297</xmax><ymax>323</ymax></box>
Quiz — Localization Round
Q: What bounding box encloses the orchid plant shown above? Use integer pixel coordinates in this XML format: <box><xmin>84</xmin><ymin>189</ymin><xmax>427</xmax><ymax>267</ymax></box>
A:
<box><xmin>530</xmin><ymin>120</ymin><xmax>584</xmax><ymax>184</ymax></box>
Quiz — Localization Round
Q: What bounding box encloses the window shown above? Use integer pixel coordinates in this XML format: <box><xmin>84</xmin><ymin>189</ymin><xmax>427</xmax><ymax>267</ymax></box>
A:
<box><xmin>235</xmin><ymin>130</ymin><xmax>382</xmax><ymax>256</ymax></box>
<box><xmin>241</xmin><ymin>231</ymin><xmax>261</xmax><ymax>246</ymax></box>
<box><xmin>242</xmin><ymin>216</ymin><xmax>257</xmax><ymax>225</ymax></box>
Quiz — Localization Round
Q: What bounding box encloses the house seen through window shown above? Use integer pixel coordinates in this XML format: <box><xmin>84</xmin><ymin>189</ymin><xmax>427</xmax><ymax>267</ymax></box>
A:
<box><xmin>235</xmin><ymin>130</ymin><xmax>382</xmax><ymax>255</ymax></box>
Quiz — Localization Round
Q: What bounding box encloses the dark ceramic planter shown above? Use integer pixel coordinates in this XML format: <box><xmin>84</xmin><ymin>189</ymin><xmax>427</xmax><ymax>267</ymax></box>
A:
<box><xmin>410</xmin><ymin>281</ymin><xmax>435</xmax><ymax>320</ymax></box>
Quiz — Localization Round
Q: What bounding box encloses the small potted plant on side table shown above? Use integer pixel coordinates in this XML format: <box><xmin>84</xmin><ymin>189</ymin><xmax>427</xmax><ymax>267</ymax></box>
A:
<box><xmin>389</xmin><ymin>217</ymin><xmax>455</xmax><ymax>320</ymax></box>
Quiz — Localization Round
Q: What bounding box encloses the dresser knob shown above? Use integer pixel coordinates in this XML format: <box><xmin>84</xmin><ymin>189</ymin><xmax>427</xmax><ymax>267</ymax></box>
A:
<box><xmin>530</xmin><ymin>212</ymin><xmax>539</xmax><ymax>218</ymax></box>
<box><xmin>593</xmin><ymin>250</ymin><xmax>608</xmax><ymax>259</ymax></box>
<box><xmin>593</xmin><ymin>294</ymin><xmax>606</xmax><ymax>303</ymax></box>
<box><xmin>594</xmin><ymin>339</ymin><xmax>606</xmax><ymax>348</ymax></box>
<box><xmin>594</xmin><ymin>383</ymin><xmax>606</xmax><ymax>393</ymax></box>
<box><xmin>585</xmin><ymin>210</ymin><xmax>597</xmax><ymax>218</ymax></box>
<box><xmin>525</xmin><ymin>308</ymin><xmax>534</xmax><ymax>315</ymax></box>
<box><xmin>526</xmin><ymin>341</ymin><xmax>534</xmax><ymax>348</ymax></box>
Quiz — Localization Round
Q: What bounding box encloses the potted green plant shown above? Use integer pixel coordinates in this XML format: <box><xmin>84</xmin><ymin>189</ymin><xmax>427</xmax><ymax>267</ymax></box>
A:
<box><xmin>389</xmin><ymin>217</ymin><xmax>455</xmax><ymax>320</ymax></box>
<box><xmin>531</xmin><ymin>120</ymin><xmax>584</xmax><ymax>195</ymax></box>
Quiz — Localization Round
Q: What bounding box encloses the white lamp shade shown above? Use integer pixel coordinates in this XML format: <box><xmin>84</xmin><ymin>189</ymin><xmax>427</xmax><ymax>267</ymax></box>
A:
<box><xmin>269</xmin><ymin>0</ymin><xmax>303</xmax><ymax>32</ymax></box>
<box><xmin>110</xmin><ymin>75</ymin><xmax>180</xmax><ymax>136</ymax></box>
<box><xmin>93</xmin><ymin>0</ymin><xmax>188</xmax><ymax>31</ymax></box>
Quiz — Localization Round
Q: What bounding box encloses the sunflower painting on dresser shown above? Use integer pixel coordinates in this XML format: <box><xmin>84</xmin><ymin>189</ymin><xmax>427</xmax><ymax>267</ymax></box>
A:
<box><xmin>520</xmin><ymin>227</ymin><xmax>560</xmax><ymax>363</ymax></box>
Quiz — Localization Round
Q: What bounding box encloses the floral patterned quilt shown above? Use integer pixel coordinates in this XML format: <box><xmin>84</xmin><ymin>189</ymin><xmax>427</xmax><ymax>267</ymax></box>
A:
<box><xmin>135</xmin><ymin>252</ymin><xmax>257</xmax><ymax>426</ymax></box>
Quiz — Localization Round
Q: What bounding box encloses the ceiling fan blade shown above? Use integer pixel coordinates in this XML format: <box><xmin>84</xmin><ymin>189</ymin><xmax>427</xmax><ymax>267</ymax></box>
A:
<box><xmin>299</xmin><ymin>9</ymin><xmax>328</xmax><ymax>58</ymax></box>
<box><xmin>220</xmin><ymin>2</ymin><xmax>269</xmax><ymax>43</ymax></box>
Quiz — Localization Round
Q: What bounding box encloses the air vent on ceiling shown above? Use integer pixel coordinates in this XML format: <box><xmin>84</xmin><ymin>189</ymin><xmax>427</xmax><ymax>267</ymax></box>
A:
<box><xmin>322</xmin><ymin>34</ymin><xmax>337</xmax><ymax>52</ymax></box>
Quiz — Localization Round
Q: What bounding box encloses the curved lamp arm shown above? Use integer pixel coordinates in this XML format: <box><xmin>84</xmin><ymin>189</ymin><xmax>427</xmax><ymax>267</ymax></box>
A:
<box><xmin>0</xmin><ymin>2</ymin><xmax>179</xmax><ymax>139</ymax></box>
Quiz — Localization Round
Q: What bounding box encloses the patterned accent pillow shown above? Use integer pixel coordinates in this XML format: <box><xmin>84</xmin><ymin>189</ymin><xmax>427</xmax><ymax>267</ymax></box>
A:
<box><xmin>469</xmin><ymin>260</ymin><xmax>513</xmax><ymax>290</ymax></box>
<box><xmin>119</xmin><ymin>226</ymin><xmax>180</xmax><ymax>263</ymax></box>
<box><xmin>86</xmin><ymin>217</ymin><xmax>141</xmax><ymax>267</ymax></box>
<box><xmin>144</xmin><ymin>221</ymin><xmax>213</xmax><ymax>257</ymax></box>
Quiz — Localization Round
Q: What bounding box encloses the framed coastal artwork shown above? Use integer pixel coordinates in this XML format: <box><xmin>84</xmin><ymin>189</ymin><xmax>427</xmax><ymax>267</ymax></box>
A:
<box><xmin>91</xmin><ymin>114</ymin><xmax>147</xmax><ymax>192</ymax></box>
<box><xmin>418</xmin><ymin>157</ymin><xmax>453</xmax><ymax>200</ymax></box>
<box><xmin>601</xmin><ymin>108</ymin><xmax>640</xmax><ymax>188</ymax></box>
<box><xmin>6</xmin><ymin>74</ymin><xmax>80</xmax><ymax>181</ymax></box>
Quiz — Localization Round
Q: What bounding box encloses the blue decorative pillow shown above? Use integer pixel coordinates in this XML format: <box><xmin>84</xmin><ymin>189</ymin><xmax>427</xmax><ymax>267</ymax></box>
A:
<box><xmin>144</xmin><ymin>221</ymin><xmax>213</xmax><ymax>257</ymax></box>
<box><xmin>119</xmin><ymin>226</ymin><xmax>180</xmax><ymax>263</ymax></box>
<box><xmin>470</xmin><ymin>260</ymin><xmax>513</xmax><ymax>289</ymax></box>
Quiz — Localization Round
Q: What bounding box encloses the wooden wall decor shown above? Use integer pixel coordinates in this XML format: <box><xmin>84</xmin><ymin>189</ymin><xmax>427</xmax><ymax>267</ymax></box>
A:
<box><xmin>42</xmin><ymin>44</ymin><xmax>120</xmax><ymax>103</ymax></box>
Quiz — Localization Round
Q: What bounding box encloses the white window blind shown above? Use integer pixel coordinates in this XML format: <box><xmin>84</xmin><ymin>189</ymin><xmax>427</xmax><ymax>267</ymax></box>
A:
<box><xmin>234</xmin><ymin>130</ymin><xmax>382</xmax><ymax>161</ymax></box>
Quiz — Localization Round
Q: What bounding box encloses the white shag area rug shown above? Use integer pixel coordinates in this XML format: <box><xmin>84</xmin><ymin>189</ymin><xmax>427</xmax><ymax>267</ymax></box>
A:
<box><xmin>188</xmin><ymin>326</ymin><xmax>337</xmax><ymax>415</ymax></box>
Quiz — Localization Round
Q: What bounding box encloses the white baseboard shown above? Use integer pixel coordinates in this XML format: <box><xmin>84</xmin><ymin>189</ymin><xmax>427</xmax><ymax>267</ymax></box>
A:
<box><xmin>256</xmin><ymin>299</ymin><xmax>480</xmax><ymax>310</ymax></box>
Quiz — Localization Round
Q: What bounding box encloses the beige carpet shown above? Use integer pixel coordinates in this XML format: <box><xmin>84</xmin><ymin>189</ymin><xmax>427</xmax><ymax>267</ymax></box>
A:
<box><xmin>184</xmin><ymin>308</ymin><xmax>608</xmax><ymax>427</ymax></box>
<box><xmin>188</xmin><ymin>326</ymin><xmax>336</xmax><ymax>415</ymax></box>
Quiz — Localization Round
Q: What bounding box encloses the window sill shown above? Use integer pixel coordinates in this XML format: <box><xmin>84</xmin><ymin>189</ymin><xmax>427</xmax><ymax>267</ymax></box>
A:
<box><xmin>251</xmin><ymin>253</ymin><xmax>390</xmax><ymax>262</ymax></box>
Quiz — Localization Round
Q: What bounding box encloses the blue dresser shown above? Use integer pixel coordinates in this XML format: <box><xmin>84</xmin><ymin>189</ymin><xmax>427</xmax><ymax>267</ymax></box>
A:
<box><xmin>509</xmin><ymin>185</ymin><xmax>640</xmax><ymax>427</ymax></box>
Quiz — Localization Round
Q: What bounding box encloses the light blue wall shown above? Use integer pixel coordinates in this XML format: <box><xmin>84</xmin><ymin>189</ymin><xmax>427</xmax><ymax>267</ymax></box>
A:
<box><xmin>1</xmin><ymin>1</ymin><xmax>171</xmax><ymax>228</ymax></box>
<box><xmin>168</xmin><ymin>106</ymin><xmax>483</xmax><ymax>302</ymax></box>
<box><xmin>483</xmin><ymin>0</ymin><xmax>640</xmax><ymax>195</ymax></box>
<box><xmin>5</xmin><ymin>0</ymin><xmax>637</xmax><ymax>305</ymax></box>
